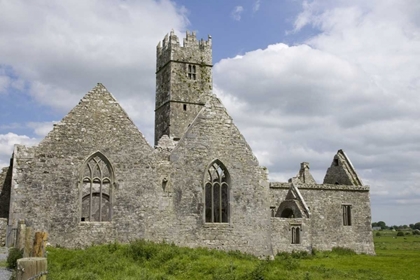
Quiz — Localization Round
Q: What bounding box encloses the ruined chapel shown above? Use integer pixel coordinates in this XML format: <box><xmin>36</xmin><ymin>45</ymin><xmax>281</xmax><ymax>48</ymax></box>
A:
<box><xmin>0</xmin><ymin>31</ymin><xmax>374</xmax><ymax>255</ymax></box>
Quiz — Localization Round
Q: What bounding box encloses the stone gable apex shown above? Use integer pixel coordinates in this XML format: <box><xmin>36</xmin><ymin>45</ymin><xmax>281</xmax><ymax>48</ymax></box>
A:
<box><xmin>37</xmin><ymin>83</ymin><xmax>152</xmax><ymax>152</ymax></box>
<box><xmin>171</xmin><ymin>93</ymin><xmax>259</xmax><ymax>166</ymax></box>
<box><xmin>323</xmin><ymin>149</ymin><xmax>363</xmax><ymax>186</ymax></box>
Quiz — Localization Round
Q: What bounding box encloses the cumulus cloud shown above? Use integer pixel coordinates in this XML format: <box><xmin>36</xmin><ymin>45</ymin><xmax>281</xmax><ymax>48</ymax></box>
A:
<box><xmin>231</xmin><ymin>6</ymin><xmax>244</xmax><ymax>21</ymax></box>
<box><xmin>0</xmin><ymin>133</ymin><xmax>38</xmax><ymax>167</ymax></box>
<box><xmin>0</xmin><ymin>0</ymin><xmax>188</xmax><ymax>131</ymax></box>
<box><xmin>214</xmin><ymin>0</ymin><xmax>420</xmax><ymax>224</ymax></box>
<box><xmin>27</xmin><ymin>122</ymin><xmax>56</xmax><ymax>137</ymax></box>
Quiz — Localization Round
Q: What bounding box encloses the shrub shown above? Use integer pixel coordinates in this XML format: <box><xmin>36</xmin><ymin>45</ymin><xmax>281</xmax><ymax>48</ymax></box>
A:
<box><xmin>413</xmin><ymin>229</ymin><xmax>420</xmax><ymax>235</ymax></box>
<box><xmin>291</xmin><ymin>250</ymin><xmax>311</xmax><ymax>259</ymax></box>
<box><xmin>331</xmin><ymin>247</ymin><xmax>356</xmax><ymax>256</ymax></box>
<box><xmin>396</xmin><ymin>231</ymin><xmax>404</xmax><ymax>237</ymax></box>
<box><xmin>7</xmin><ymin>248</ymin><xmax>23</xmax><ymax>269</ymax></box>
<box><xmin>311</xmin><ymin>248</ymin><xmax>318</xmax><ymax>256</ymax></box>
<box><xmin>376</xmin><ymin>232</ymin><xmax>381</xmax><ymax>237</ymax></box>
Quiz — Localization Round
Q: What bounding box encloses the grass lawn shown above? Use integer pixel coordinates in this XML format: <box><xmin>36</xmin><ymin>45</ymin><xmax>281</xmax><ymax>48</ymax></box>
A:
<box><xmin>45</xmin><ymin>232</ymin><xmax>420</xmax><ymax>280</ymax></box>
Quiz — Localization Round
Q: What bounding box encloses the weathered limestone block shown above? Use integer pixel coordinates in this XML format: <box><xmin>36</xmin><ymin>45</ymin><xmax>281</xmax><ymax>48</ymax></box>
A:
<box><xmin>16</xmin><ymin>257</ymin><xmax>47</xmax><ymax>280</ymax></box>
<box><xmin>0</xmin><ymin>218</ymin><xmax>7</xmax><ymax>246</ymax></box>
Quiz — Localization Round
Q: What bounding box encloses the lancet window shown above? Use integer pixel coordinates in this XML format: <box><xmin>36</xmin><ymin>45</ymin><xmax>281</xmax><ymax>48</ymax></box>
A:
<box><xmin>204</xmin><ymin>160</ymin><xmax>229</xmax><ymax>223</ymax></box>
<box><xmin>291</xmin><ymin>226</ymin><xmax>301</xmax><ymax>244</ymax></box>
<box><xmin>81</xmin><ymin>153</ymin><xmax>114</xmax><ymax>222</ymax></box>
<box><xmin>342</xmin><ymin>204</ymin><xmax>352</xmax><ymax>226</ymax></box>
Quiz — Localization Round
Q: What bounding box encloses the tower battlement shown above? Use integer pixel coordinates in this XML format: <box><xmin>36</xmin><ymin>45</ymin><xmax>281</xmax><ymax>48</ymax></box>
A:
<box><xmin>156</xmin><ymin>30</ymin><xmax>212</xmax><ymax>72</ymax></box>
<box><xmin>154</xmin><ymin>30</ymin><xmax>213</xmax><ymax>145</ymax></box>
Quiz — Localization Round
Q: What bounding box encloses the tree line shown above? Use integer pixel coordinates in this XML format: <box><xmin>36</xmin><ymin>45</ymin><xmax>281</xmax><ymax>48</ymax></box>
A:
<box><xmin>372</xmin><ymin>221</ymin><xmax>420</xmax><ymax>230</ymax></box>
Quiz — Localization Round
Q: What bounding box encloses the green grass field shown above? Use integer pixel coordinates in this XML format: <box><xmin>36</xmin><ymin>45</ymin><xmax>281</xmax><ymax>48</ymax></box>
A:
<box><xmin>45</xmin><ymin>232</ymin><xmax>420</xmax><ymax>280</ymax></box>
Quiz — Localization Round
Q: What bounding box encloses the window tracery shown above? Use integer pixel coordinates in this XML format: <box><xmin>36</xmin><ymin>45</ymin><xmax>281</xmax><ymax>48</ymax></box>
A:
<box><xmin>204</xmin><ymin>161</ymin><xmax>229</xmax><ymax>223</ymax></box>
<box><xmin>81</xmin><ymin>153</ymin><xmax>113</xmax><ymax>222</ymax></box>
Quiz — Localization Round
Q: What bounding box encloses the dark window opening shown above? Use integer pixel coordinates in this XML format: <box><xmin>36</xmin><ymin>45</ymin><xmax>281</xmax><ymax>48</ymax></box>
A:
<box><xmin>183</xmin><ymin>104</ymin><xmax>187</xmax><ymax>111</ymax></box>
<box><xmin>342</xmin><ymin>205</ymin><xmax>352</xmax><ymax>226</ymax></box>
<box><xmin>187</xmin><ymin>64</ymin><xmax>196</xmax><ymax>80</ymax></box>
<box><xmin>334</xmin><ymin>158</ymin><xmax>339</xmax><ymax>166</ymax></box>
<box><xmin>280</xmin><ymin>208</ymin><xmax>294</xmax><ymax>218</ymax></box>
<box><xmin>162</xmin><ymin>178</ymin><xmax>168</xmax><ymax>191</ymax></box>
<box><xmin>205</xmin><ymin>161</ymin><xmax>229</xmax><ymax>223</ymax></box>
<box><xmin>291</xmin><ymin>226</ymin><xmax>301</xmax><ymax>244</ymax></box>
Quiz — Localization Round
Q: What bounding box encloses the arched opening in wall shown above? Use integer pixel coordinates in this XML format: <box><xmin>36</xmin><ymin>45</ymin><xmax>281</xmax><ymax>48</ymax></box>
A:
<box><xmin>80</xmin><ymin>152</ymin><xmax>114</xmax><ymax>222</ymax></box>
<box><xmin>204</xmin><ymin>160</ymin><xmax>229</xmax><ymax>223</ymax></box>
<box><xmin>291</xmin><ymin>226</ymin><xmax>301</xmax><ymax>244</ymax></box>
<box><xmin>280</xmin><ymin>208</ymin><xmax>294</xmax><ymax>218</ymax></box>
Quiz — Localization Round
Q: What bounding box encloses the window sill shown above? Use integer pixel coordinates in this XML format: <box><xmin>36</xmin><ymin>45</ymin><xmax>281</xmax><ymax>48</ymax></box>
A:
<box><xmin>79</xmin><ymin>221</ymin><xmax>112</xmax><ymax>225</ymax></box>
<box><xmin>203</xmin><ymin>223</ymin><xmax>232</xmax><ymax>228</ymax></box>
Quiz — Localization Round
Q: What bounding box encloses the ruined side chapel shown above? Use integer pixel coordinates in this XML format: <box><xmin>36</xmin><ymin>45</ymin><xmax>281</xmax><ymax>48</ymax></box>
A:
<box><xmin>0</xmin><ymin>31</ymin><xmax>375</xmax><ymax>255</ymax></box>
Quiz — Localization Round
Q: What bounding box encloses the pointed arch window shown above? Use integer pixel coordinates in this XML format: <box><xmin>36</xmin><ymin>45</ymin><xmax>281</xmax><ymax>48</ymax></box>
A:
<box><xmin>204</xmin><ymin>161</ymin><xmax>229</xmax><ymax>223</ymax></box>
<box><xmin>81</xmin><ymin>153</ymin><xmax>114</xmax><ymax>222</ymax></box>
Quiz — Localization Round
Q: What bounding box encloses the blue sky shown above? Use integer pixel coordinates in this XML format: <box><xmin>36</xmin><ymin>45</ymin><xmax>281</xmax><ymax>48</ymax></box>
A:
<box><xmin>1</xmin><ymin>0</ymin><xmax>420</xmax><ymax>226</ymax></box>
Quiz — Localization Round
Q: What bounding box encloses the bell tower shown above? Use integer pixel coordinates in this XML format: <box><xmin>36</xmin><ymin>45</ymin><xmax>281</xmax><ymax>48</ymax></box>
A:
<box><xmin>155</xmin><ymin>30</ymin><xmax>213</xmax><ymax>145</ymax></box>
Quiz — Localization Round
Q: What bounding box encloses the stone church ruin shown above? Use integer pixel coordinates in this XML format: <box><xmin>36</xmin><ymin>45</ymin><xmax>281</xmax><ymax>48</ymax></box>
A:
<box><xmin>0</xmin><ymin>31</ymin><xmax>374</xmax><ymax>255</ymax></box>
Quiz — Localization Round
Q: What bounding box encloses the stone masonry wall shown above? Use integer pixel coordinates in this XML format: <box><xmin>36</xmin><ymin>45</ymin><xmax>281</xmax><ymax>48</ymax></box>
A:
<box><xmin>270</xmin><ymin>183</ymin><xmax>374</xmax><ymax>254</ymax></box>
<box><xmin>271</xmin><ymin>218</ymin><xmax>311</xmax><ymax>254</ymax></box>
<box><xmin>155</xmin><ymin>31</ymin><xmax>212</xmax><ymax>144</ymax></box>
<box><xmin>0</xmin><ymin>166</ymin><xmax>12</xmax><ymax>219</ymax></box>
<box><xmin>165</xmin><ymin>95</ymin><xmax>272</xmax><ymax>256</ymax></box>
<box><xmin>9</xmin><ymin>84</ymin><xmax>160</xmax><ymax>247</ymax></box>
<box><xmin>0</xmin><ymin>218</ymin><xmax>6</xmax><ymax>246</ymax></box>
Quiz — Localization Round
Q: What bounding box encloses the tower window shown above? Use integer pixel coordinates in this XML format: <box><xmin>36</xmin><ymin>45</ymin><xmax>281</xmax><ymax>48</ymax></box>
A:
<box><xmin>188</xmin><ymin>64</ymin><xmax>196</xmax><ymax>80</ymax></box>
<box><xmin>342</xmin><ymin>204</ymin><xmax>352</xmax><ymax>226</ymax></box>
<box><xmin>183</xmin><ymin>104</ymin><xmax>187</xmax><ymax>111</ymax></box>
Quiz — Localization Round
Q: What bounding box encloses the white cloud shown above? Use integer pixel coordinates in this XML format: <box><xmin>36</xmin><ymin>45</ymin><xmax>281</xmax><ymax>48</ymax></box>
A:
<box><xmin>0</xmin><ymin>133</ymin><xmax>38</xmax><ymax>168</ymax></box>
<box><xmin>0</xmin><ymin>0</ymin><xmax>189</xmax><ymax>167</ymax></box>
<box><xmin>253</xmin><ymin>0</ymin><xmax>261</xmax><ymax>13</ymax></box>
<box><xmin>0</xmin><ymin>0</ymin><xmax>188</xmax><ymax>118</ymax></box>
<box><xmin>27</xmin><ymin>122</ymin><xmax>56</xmax><ymax>137</ymax></box>
<box><xmin>214</xmin><ymin>0</ymin><xmax>420</xmax><ymax>224</ymax></box>
<box><xmin>231</xmin><ymin>6</ymin><xmax>244</xmax><ymax>21</ymax></box>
